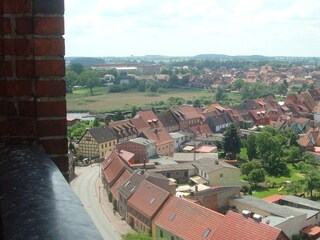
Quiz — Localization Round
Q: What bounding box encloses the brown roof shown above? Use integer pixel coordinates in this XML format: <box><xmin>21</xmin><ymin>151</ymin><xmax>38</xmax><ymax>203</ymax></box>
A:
<box><xmin>128</xmin><ymin>179</ymin><xmax>170</xmax><ymax>219</ymax></box>
<box><xmin>190</xmin><ymin>124</ymin><xmax>214</xmax><ymax>137</ymax></box>
<box><xmin>135</xmin><ymin>110</ymin><xmax>164</xmax><ymax>128</ymax></box>
<box><xmin>153</xmin><ymin>196</ymin><xmax>224</xmax><ymax>240</ymax></box>
<box><xmin>130</xmin><ymin>117</ymin><xmax>150</xmax><ymax>132</ymax></box>
<box><xmin>110</xmin><ymin>169</ymin><xmax>132</xmax><ymax>200</ymax></box>
<box><xmin>140</xmin><ymin>127</ymin><xmax>173</xmax><ymax>146</ymax></box>
<box><xmin>171</xmin><ymin>105</ymin><xmax>203</xmax><ymax>121</ymax></box>
<box><xmin>102</xmin><ymin>151</ymin><xmax>126</xmax><ymax>186</ymax></box>
<box><xmin>210</xmin><ymin>211</ymin><xmax>287</xmax><ymax>240</ymax></box>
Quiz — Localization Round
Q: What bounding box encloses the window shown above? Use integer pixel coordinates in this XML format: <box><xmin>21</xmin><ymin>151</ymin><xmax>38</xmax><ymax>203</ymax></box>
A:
<box><xmin>109</xmin><ymin>142</ymin><xmax>111</xmax><ymax>147</ymax></box>
<box><xmin>171</xmin><ymin>236</ymin><xmax>175</xmax><ymax>240</ymax></box>
<box><xmin>220</xmin><ymin>173</ymin><xmax>223</xmax><ymax>178</ymax></box>
<box><xmin>160</xmin><ymin>230</ymin><xmax>163</xmax><ymax>238</ymax></box>
<box><xmin>184</xmin><ymin>171</ymin><xmax>188</xmax><ymax>177</ymax></box>
<box><xmin>203</xmin><ymin>228</ymin><xmax>211</xmax><ymax>238</ymax></box>
<box><xmin>166</xmin><ymin>172</ymin><xmax>171</xmax><ymax>178</ymax></box>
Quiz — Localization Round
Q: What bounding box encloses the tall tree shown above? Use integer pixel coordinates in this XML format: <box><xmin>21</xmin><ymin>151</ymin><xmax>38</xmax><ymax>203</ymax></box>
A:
<box><xmin>246</xmin><ymin>133</ymin><xmax>257</xmax><ymax>161</ymax></box>
<box><xmin>65</xmin><ymin>70</ymin><xmax>78</xmax><ymax>93</ymax></box>
<box><xmin>223</xmin><ymin>124</ymin><xmax>241</xmax><ymax>159</ymax></box>
<box><xmin>78</xmin><ymin>70</ymin><xmax>100</xmax><ymax>95</ymax></box>
<box><xmin>215</xmin><ymin>86</ymin><xmax>226</xmax><ymax>102</ymax></box>
<box><xmin>305</xmin><ymin>170</ymin><xmax>320</xmax><ymax>198</ymax></box>
<box><xmin>69</xmin><ymin>63</ymin><xmax>84</xmax><ymax>75</ymax></box>
<box><xmin>232</xmin><ymin>78</ymin><xmax>245</xmax><ymax>91</ymax></box>
<box><xmin>247</xmin><ymin>169</ymin><xmax>266</xmax><ymax>186</ymax></box>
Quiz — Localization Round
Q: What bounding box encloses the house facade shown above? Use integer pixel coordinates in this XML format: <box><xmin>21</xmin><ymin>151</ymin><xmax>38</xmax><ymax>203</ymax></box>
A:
<box><xmin>206</xmin><ymin>112</ymin><xmax>234</xmax><ymax>133</ymax></box>
<box><xmin>117</xmin><ymin>137</ymin><xmax>156</xmax><ymax>163</ymax></box>
<box><xmin>192</xmin><ymin>158</ymin><xmax>241</xmax><ymax>186</ymax></box>
<box><xmin>171</xmin><ymin>105</ymin><xmax>204</xmax><ymax>130</ymax></box>
<box><xmin>127</xmin><ymin>180</ymin><xmax>171</xmax><ymax>233</ymax></box>
<box><xmin>109</xmin><ymin>120</ymin><xmax>138</xmax><ymax>144</ymax></box>
<box><xmin>152</xmin><ymin>196</ymin><xmax>224</xmax><ymax>240</ymax></box>
<box><xmin>78</xmin><ymin>126</ymin><xmax>117</xmax><ymax>160</ymax></box>
<box><xmin>169</xmin><ymin>132</ymin><xmax>186</xmax><ymax>152</ymax></box>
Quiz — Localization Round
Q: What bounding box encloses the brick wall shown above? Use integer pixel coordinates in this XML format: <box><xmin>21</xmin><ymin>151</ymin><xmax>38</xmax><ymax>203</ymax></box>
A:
<box><xmin>0</xmin><ymin>0</ymin><xmax>68</xmax><ymax>179</ymax></box>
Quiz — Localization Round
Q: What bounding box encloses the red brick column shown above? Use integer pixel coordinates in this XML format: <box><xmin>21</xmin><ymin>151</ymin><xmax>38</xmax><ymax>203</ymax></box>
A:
<box><xmin>0</xmin><ymin>0</ymin><xmax>68</xmax><ymax>179</ymax></box>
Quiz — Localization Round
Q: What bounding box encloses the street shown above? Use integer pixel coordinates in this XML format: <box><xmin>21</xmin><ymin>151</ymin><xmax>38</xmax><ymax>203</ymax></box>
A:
<box><xmin>71</xmin><ymin>165</ymin><xmax>131</xmax><ymax>240</ymax></box>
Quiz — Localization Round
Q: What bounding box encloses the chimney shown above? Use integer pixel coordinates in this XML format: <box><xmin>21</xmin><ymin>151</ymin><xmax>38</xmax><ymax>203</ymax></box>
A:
<box><xmin>215</xmin><ymin>160</ymin><xmax>219</xmax><ymax>165</ymax></box>
<box><xmin>195</xmin><ymin>185</ymin><xmax>199</xmax><ymax>192</ymax></box>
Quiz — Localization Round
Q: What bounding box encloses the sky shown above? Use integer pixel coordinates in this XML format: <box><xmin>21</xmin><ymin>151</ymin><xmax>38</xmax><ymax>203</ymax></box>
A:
<box><xmin>65</xmin><ymin>0</ymin><xmax>320</xmax><ymax>57</ymax></box>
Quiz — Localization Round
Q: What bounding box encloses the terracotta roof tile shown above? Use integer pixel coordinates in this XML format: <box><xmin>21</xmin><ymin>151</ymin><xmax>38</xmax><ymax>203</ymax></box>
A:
<box><xmin>211</xmin><ymin>211</ymin><xmax>286</xmax><ymax>240</ymax></box>
<box><xmin>141</xmin><ymin>128</ymin><xmax>173</xmax><ymax>145</ymax></box>
<box><xmin>136</xmin><ymin>110</ymin><xmax>164</xmax><ymax>128</ymax></box>
<box><xmin>171</xmin><ymin>105</ymin><xmax>203</xmax><ymax>120</ymax></box>
<box><xmin>102</xmin><ymin>152</ymin><xmax>125</xmax><ymax>186</ymax></box>
<box><xmin>128</xmin><ymin>179</ymin><xmax>170</xmax><ymax>218</ymax></box>
<box><xmin>153</xmin><ymin>196</ymin><xmax>224</xmax><ymax>240</ymax></box>
<box><xmin>110</xmin><ymin>169</ymin><xmax>132</xmax><ymax>200</ymax></box>
<box><xmin>263</xmin><ymin>194</ymin><xmax>286</xmax><ymax>203</ymax></box>
<box><xmin>190</xmin><ymin>124</ymin><xmax>214</xmax><ymax>137</ymax></box>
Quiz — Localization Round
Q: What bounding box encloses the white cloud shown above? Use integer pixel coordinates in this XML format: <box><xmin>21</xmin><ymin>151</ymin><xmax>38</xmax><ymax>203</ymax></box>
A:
<box><xmin>64</xmin><ymin>0</ymin><xmax>320</xmax><ymax>57</ymax></box>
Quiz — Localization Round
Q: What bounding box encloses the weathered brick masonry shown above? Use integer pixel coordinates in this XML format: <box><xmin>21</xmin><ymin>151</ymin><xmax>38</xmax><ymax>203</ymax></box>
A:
<box><xmin>0</xmin><ymin>0</ymin><xmax>68</xmax><ymax>179</ymax></box>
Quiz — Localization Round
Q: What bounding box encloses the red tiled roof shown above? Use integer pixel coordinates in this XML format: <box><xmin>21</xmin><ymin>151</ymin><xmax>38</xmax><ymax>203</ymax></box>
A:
<box><xmin>102</xmin><ymin>152</ymin><xmax>125</xmax><ymax>186</ymax></box>
<box><xmin>110</xmin><ymin>169</ymin><xmax>132</xmax><ymax>200</ymax></box>
<box><xmin>136</xmin><ymin>110</ymin><xmax>164</xmax><ymax>129</ymax></box>
<box><xmin>173</xmin><ymin>105</ymin><xmax>203</xmax><ymax>120</ymax></box>
<box><xmin>195</xmin><ymin>146</ymin><xmax>217</xmax><ymax>153</ymax></box>
<box><xmin>141</xmin><ymin>128</ymin><xmax>173</xmax><ymax>146</ymax></box>
<box><xmin>154</xmin><ymin>196</ymin><xmax>224</xmax><ymax>240</ymax></box>
<box><xmin>118</xmin><ymin>149</ymin><xmax>135</xmax><ymax>164</ymax></box>
<box><xmin>130</xmin><ymin>117</ymin><xmax>149</xmax><ymax>131</ymax></box>
<box><xmin>190</xmin><ymin>124</ymin><xmax>214</xmax><ymax>137</ymax></box>
<box><xmin>211</xmin><ymin>211</ymin><xmax>285</xmax><ymax>240</ymax></box>
<box><xmin>301</xmin><ymin>225</ymin><xmax>320</xmax><ymax>236</ymax></box>
<box><xmin>128</xmin><ymin>179</ymin><xmax>170</xmax><ymax>219</ymax></box>
<box><xmin>263</xmin><ymin>194</ymin><xmax>285</xmax><ymax>203</ymax></box>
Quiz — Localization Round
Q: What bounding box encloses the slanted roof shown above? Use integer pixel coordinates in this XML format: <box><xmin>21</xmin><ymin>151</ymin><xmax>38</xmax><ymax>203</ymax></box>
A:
<box><xmin>102</xmin><ymin>151</ymin><xmax>126</xmax><ymax>186</ymax></box>
<box><xmin>153</xmin><ymin>196</ymin><xmax>224</xmax><ymax>240</ymax></box>
<box><xmin>128</xmin><ymin>179</ymin><xmax>170</xmax><ymax>218</ymax></box>
<box><xmin>190</xmin><ymin>124</ymin><xmax>214</xmax><ymax>137</ymax></box>
<box><xmin>193</xmin><ymin>157</ymin><xmax>238</xmax><ymax>173</ymax></box>
<box><xmin>130</xmin><ymin>117</ymin><xmax>149</xmax><ymax>131</ymax></box>
<box><xmin>110</xmin><ymin>169</ymin><xmax>132</xmax><ymax>200</ymax></box>
<box><xmin>87</xmin><ymin>126</ymin><xmax>117</xmax><ymax>143</ymax></box>
<box><xmin>206</xmin><ymin>112</ymin><xmax>234</xmax><ymax>127</ymax></box>
<box><xmin>157</xmin><ymin>111</ymin><xmax>179</xmax><ymax>128</ymax></box>
<box><xmin>118</xmin><ymin>169</ymin><xmax>146</xmax><ymax>200</ymax></box>
<box><xmin>140</xmin><ymin>128</ymin><xmax>173</xmax><ymax>146</ymax></box>
<box><xmin>169</xmin><ymin>132</ymin><xmax>185</xmax><ymax>139</ymax></box>
<box><xmin>301</xmin><ymin>225</ymin><xmax>320</xmax><ymax>236</ymax></box>
<box><xmin>171</xmin><ymin>105</ymin><xmax>203</xmax><ymax>121</ymax></box>
<box><xmin>147</xmin><ymin>163</ymin><xmax>195</xmax><ymax>172</ymax></box>
<box><xmin>196</xmin><ymin>146</ymin><xmax>217</xmax><ymax>153</ymax></box>
<box><xmin>282</xmin><ymin>195</ymin><xmax>320</xmax><ymax>211</ymax></box>
<box><xmin>231</xmin><ymin>195</ymin><xmax>304</xmax><ymax>218</ymax></box>
<box><xmin>135</xmin><ymin>110</ymin><xmax>164</xmax><ymax>128</ymax></box>
<box><xmin>263</xmin><ymin>195</ymin><xmax>285</xmax><ymax>203</ymax></box>
<box><xmin>211</xmin><ymin>211</ymin><xmax>287</xmax><ymax>240</ymax></box>
<box><xmin>129</xmin><ymin>137</ymin><xmax>155</xmax><ymax>146</ymax></box>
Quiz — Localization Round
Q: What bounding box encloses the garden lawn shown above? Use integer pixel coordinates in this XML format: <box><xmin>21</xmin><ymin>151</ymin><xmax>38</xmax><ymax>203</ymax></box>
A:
<box><xmin>253</xmin><ymin>164</ymin><xmax>305</xmax><ymax>198</ymax></box>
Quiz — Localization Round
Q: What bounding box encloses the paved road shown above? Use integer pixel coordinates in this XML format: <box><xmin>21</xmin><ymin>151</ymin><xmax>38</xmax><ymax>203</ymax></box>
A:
<box><xmin>71</xmin><ymin>165</ymin><xmax>122</xmax><ymax>240</ymax></box>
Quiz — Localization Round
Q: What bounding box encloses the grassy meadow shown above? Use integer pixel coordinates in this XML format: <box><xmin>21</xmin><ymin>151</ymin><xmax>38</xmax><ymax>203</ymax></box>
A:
<box><xmin>67</xmin><ymin>87</ymin><xmax>220</xmax><ymax>113</ymax></box>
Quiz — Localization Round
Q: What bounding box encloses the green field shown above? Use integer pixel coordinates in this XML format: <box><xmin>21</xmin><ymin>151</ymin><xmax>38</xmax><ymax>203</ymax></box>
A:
<box><xmin>252</xmin><ymin>164</ymin><xmax>305</xmax><ymax>198</ymax></box>
<box><xmin>67</xmin><ymin>87</ymin><xmax>217</xmax><ymax>113</ymax></box>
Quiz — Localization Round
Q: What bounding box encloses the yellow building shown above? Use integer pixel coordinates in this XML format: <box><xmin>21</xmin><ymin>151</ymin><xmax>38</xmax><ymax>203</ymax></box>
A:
<box><xmin>78</xmin><ymin>126</ymin><xmax>117</xmax><ymax>161</ymax></box>
<box><xmin>192</xmin><ymin>158</ymin><xmax>241</xmax><ymax>186</ymax></box>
